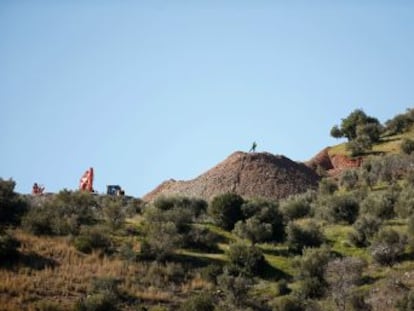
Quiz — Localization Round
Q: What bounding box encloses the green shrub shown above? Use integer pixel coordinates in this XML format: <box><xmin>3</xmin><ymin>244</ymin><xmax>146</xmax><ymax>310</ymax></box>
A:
<box><xmin>296</xmin><ymin>277</ymin><xmax>326</xmax><ymax>299</ymax></box>
<box><xmin>277</xmin><ymin>279</ymin><xmax>291</xmax><ymax>296</ymax></box>
<box><xmin>331</xmin><ymin>109</ymin><xmax>381</xmax><ymax>141</ymax></box>
<box><xmin>325</xmin><ymin>257</ymin><xmax>366</xmax><ymax>311</ymax></box>
<box><xmin>21</xmin><ymin>204</ymin><xmax>54</xmax><ymax>235</ymax></box>
<box><xmin>73</xmin><ymin>226</ymin><xmax>112</xmax><ymax>254</ymax></box>
<box><xmin>226</xmin><ymin>242</ymin><xmax>265</xmax><ymax>277</ymax></box>
<box><xmin>348</xmin><ymin>215</ymin><xmax>382</xmax><ymax>247</ymax></box>
<box><xmin>101</xmin><ymin>197</ymin><xmax>125</xmax><ymax>230</ymax></box>
<box><xmin>239</xmin><ymin>198</ymin><xmax>286</xmax><ymax>242</ymax></box>
<box><xmin>385</xmin><ymin>112</ymin><xmax>413</xmax><ymax>135</ymax></box>
<box><xmin>22</xmin><ymin>190</ymin><xmax>98</xmax><ymax>236</ymax></box>
<box><xmin>272</xmin><ymin>295</ymin><xmax>305</xmax><ymax>311</ymax></box>
<box><xmin>359</xmin><ymin>158</ymin><xmax>379</xmax><ymax>189</ymax></box>
<box><xmin>208</xmin><ymin>193</ymin><xmax>244</xmax><ymax>230</ymax></box>
<box><xmin>179</xmin><ymin>293</ymin><xmax>215</xmax><ymax>311</ymax></box>
<box><xmin>153</xmin><ymin>196</ymin><xmax>207</xmax><ymax>218</ymax></box>
<box><xmin>91</xmin><ymin>277</ymin><xmax>120</xmax><ymax>295</ymax></box>
<box><xmin>183</xmin><ymin>226</ymin><xmax>220</xmax><ymax>251</ymax></box>
<box><xmin>370</xmin><ymin>228</ymin><xmax>407</xmax><ymax>266</ymax></box>
<box><xmin>75</xmin><ymin>277</ymin><xmax>120</xmax><ymax>311</ymax></box>
<box><xmin>75</xmin><ymin>293</ymin><xmax>118</xmax><ymax>311</ymax></box>
<box><xmin>316</xmin><ymin>193</ymin><xmax>359</xmax><ymax>224</ymax></box>
<box><xmin>331</xmin><ymin>109</ymin><xmax>382</xmax><ymax>156</ymax></box>
<box><xmin>144</xmin><ymin>205</ymin><xmax>192</xmax><ymax>234</ymax></box>
<box><xmin>360</xmin><ymin>192</ymin><xmax>395</xmax><ymax>220</ymax></box>
<box><xmin>340</xmin><ymin>169</ymin><xmax>360</xmax><ymax>190</ymax></box>
<box><xmin>280</xmin><ymin>196</ymin><xmax>312</xmax><ymax>221</ymax></box>
<box><xmin>153</xmin><ymin>196</ymin><xmax>177</xmax><ymax>211</ymax></box>
<box><xmin>396</xmin><ymin>289</ymin><xmax>414</xmax><ymax>311</ymax></box>
<box><xmin>395</xmin><ymin>185</ymin><xmax>414</xmax><ymax>218</ymax></box>
<box><xmin>347</xmin><ymin>138</ymin><xmax>369</xmax><ymax>156</ymax></box>
<box><xmin>118</xmin><ymin>241</ymin><xmax>137</xmax><ymax>262</ymax></box>
<box><xmin>286</xmin><ymin>221</ymin><xmax>324</xmax><ymax>254</ymax></box>
<box><xmin>378</xmin><ymin>155</ymin><xmax>406</xmax><ymax>185</ymax></box>
<box><xmin>233</xmin><ymin>217</ymin><xmax>272</xmax><ymax>244</ymax></box>
<box><xmin>216</xmin><ymin>271</ymin><xmax>252</xmax><ymax>307</ymax></box>
<box><xmin>401</xmin><ymin>138</ymin><xmax>414</xmax><ymax>155</ymax></box>
<box><xmin>142</xmin><ymin>262</ymin><xmax>186</xmax><ymax>288</ymax></box>
<box><xmin>350</xmin><ymin>292</ymin><xmax>372</xmax><ymax>311</ymax></box>
<box><xmin>0</xmin><ymin>230</ymin><xmax>20</xmax><ymax>261</ymax></box>
<box><xmin>318</xmin><ymin>178</ymin><xmax>338</xmax><ymax>195</ymax></box>
<box><xmin>53</xmin><ymin>190</ymin><xmax>97</xmax><ymax>226</ymax></box>
<box><xmin>140</xmin><ymin>221</ymin><xmax>182</xmax><ymax>261</ymax></box>
<box><xmin>296</xmin><ymin>246</ymin><xmax>331</xmax><ymax>281</ymax></box>
<box><xmin>330</xmin><ymin>125</ymin><xmax>343</xmax><ymax>138</ymax></box>
<box><xmin>408</xmin><ymin>215</ymin><xmax>414</xmax><ymax>250</ymax></box>
<box><xmin>200</xmin><ymin>264</ymin><xmax>222</xmax><ymax>285</ymax></box>
<box><xmin>356</xmin><ymin>122</ymin><xmax>382</xmax><ymax>144</ymax></box>
<box><xmin>124</xmin><ymin>198</ymin><xmax>144</xmax><ymax>216</ymax></box>
<box><xmin>293</xmin><ymin>246</ymin><xmax>331</xmax><ymax>299</ymax></box>
<box><xmin>0</xmin><ymin>178</ymin><xmax>27</xmax><ymax>225</ymax></box>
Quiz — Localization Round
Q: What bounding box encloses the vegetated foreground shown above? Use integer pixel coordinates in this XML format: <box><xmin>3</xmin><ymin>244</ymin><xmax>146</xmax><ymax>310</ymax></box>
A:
<box><xmin>1</xmin><ymin>108</ymin><xmax>414</xmax><ymax>311</ymax></box>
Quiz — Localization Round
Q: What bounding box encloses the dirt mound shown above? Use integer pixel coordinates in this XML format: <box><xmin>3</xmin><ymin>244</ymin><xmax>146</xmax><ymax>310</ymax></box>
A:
<box><xmin>306</xmin><ymin>147</ymin><xmax>362</xmax><ymax>176</ymax></box>
<box><xmin>305</xmin><ymin>147</ymin><xmax>334</xmax><ymax>171</ymax></box>
<box><xmin>143</xmin><ymin>151</ymin><xmax>320</xmax><ymax>202</ymax></box>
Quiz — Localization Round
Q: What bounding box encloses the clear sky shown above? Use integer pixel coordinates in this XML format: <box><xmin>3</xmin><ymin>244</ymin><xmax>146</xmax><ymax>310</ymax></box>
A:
<box><xmin>1</xmin><ymin>1</ymin><xmax>414</xmax><ymax>196</ymax></box>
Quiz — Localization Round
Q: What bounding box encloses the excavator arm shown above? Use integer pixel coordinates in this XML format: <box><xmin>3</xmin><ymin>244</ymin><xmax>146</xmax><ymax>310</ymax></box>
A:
<box><xmin>79</xmin><ymin>167</ymin><xmax>94</xmax><ymax>192</ymax></box>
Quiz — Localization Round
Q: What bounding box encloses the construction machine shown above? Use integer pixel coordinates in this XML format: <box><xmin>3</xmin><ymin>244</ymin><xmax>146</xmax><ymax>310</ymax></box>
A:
<box><xmin>32</xmin><ymin>183</ymin><xmax>45</xmax><ymax>195</ymax></box>
<box><xmin>79</xmin><ymin>167</ymin><xmax>94</xmax><ymax>192</ymax></box>
<box><xmin>79</xmin><ymin>167</ymin><xmax>124</xmax><ymax>195</ymax></box>
<box><xmin>107</xmin><ymin>185</ymin><xmax>125</xmax><ymax>196</ymax></box>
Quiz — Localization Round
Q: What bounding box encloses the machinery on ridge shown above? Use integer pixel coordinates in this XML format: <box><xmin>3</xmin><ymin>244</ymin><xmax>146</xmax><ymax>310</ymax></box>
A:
<box><xmin>106</xmin><ymin>185</ymin><xmax>125</xmax><ymax>196</ymax></box>
<box><xmin>79</xmin><ymin>167</ymin><xmax>125</xmax><ymax>196</ymax></box>
<box><xmin>79</xmin><ymin>167</ymin><xmax>94</xmax><ymax>192</ymax></box>
<box><xmin>32</xmin><ymin>183</ymin><xmax>45</xmax><ymax>195</ymax></box>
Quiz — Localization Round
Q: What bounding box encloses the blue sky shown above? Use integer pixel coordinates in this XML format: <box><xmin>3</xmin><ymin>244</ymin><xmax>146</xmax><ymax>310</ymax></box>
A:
<box><xmin>1</xmin><ymin>1</ymin><xmax>413</xmax><ymax>196</ymax></box>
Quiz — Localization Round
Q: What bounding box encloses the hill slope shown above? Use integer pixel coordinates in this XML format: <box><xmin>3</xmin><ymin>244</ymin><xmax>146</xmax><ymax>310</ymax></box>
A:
<box><xmin>143</xmin><ymin>151</ymin><xmax>320</xmax><ymax>201</ymax></box>
<box><xmin>306</xmin><ymin>126</ymin><xmax>414</xmax><ymax>175</ymax></box>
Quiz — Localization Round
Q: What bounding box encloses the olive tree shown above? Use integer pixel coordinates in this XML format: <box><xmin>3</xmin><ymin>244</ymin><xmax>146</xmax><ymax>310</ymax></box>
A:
<box><xmin>208</xmin><ymin>193</ymin><xmax>244</xmax><ymax>230</ymax></box>
<box><xmin>0</xmin><ymin>178</ymin><xmax>27</xmax><ymax>225</ymax></box>
<box><xmin>331</xmin><ymin>109</ymin><xmax>381</xmax><ymax>142</ymax></box>
<box><xmin>294</xmin><ymin>246</ymin><xmax>331</xmax><ymax>299</ymax></box>
<box><xmin>370</xmin><ymin>228</ymin><xmax>407</xmax><ymax>266</ymax></box>
<box><xmin>286</xmin><ymin>221</ymin><xmax>324</xmax><ymax>254</ymax></box>
<box><xmin>325</xmin><ymin>257</ymin><xmax>366</xmax><ymax>311</ymax></box>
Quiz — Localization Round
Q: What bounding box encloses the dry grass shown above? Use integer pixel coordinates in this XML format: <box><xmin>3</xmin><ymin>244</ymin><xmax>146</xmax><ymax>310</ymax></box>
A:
<box><xmin>329</xmin><ymin>127</ymin><xmax>414</xmax><ymax>158</ymax></box>
<box><xmin>0</xmin><ymin>230</ymin><xmax>136</xmax><ymax>310</ymax></box>
<box><xmin>180</xmin><ymin>274</ymin><xmax>212</xmax><ymax>293</ymax></box>
<box><xmin>134</xmin><ymin>287</ymin><xmax>172</xmax><ymax>303</ymax></box>
<box><xmin>0</xmin><ymin>229</ymin><xmax>207</xmax><ymax>310</ymax></box>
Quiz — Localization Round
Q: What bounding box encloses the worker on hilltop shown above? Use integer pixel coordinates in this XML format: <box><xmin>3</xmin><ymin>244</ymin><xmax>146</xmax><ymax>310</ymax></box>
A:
<box><xmin>249</xmin><ymin>141</ymin><xmax>257</xmax><ymax>152</ymax></box>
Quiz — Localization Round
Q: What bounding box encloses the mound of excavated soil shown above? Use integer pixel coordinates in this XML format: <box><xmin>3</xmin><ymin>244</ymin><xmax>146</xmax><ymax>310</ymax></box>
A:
<box><xmin>305</xmin><ymin>147</ymin><xmax>362</xmax><ymax>176</ymax></box>
<box><xmin>143</xmin><ymin>151</ymin><xmax>320</xmax><ymax>202</ymax></box>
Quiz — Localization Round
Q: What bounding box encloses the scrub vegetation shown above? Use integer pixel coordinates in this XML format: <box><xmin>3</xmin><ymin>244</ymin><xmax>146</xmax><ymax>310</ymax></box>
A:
<box><xmin>1</xmin><ymin>108</ymin><xmax>414</xmax><ymax>311</ymax></box>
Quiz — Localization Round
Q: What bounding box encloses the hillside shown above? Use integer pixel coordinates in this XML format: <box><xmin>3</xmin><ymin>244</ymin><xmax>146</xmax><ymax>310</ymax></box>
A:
<box><xmin>143</xmin><ymin>151</ymin><xmax>320</xmax><ymax>202</ymax></box>
<box><xmin>329</xmin><ymin>126</ymin><xmax>414</xmax><ymax>158</ymax></box>
<box><xmin>1</xmin><ymin>108</ymin><xmax>414</xmax><ymax>311</ymax></box>
<box><xmin>306</xmin><ymin>124</ymin><xmax>414</xmax><ymax>176</ymax></box>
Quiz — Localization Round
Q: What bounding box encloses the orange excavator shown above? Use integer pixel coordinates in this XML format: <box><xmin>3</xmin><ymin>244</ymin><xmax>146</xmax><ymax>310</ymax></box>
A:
<box><xmin>79</xmin><ymin>167</ymin><xmax>94</xmax><ymax>192</ymax></box>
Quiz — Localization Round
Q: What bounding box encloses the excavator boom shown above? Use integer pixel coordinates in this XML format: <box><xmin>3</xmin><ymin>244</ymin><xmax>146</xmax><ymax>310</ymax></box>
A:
<box><xmin>79</xmin><ymin>167</ymin><xmax>94</xmax><ymax>192</ymax></box>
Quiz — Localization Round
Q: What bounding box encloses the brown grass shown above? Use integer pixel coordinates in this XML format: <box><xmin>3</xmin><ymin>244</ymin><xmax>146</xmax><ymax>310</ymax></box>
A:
<box><xmin>0</xmin><ymin>230</ymin><xmax>134</xmax><ymax>310</ymax></box>
<box><xmin>0</xmin><ymin>229</ymin><xmax>206</xmax><ymax>310</ymax></box>
<box><xmin>180</xmin><ymin>274</ymin><xmax>212</xmax><ymax>293</ymax></box>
